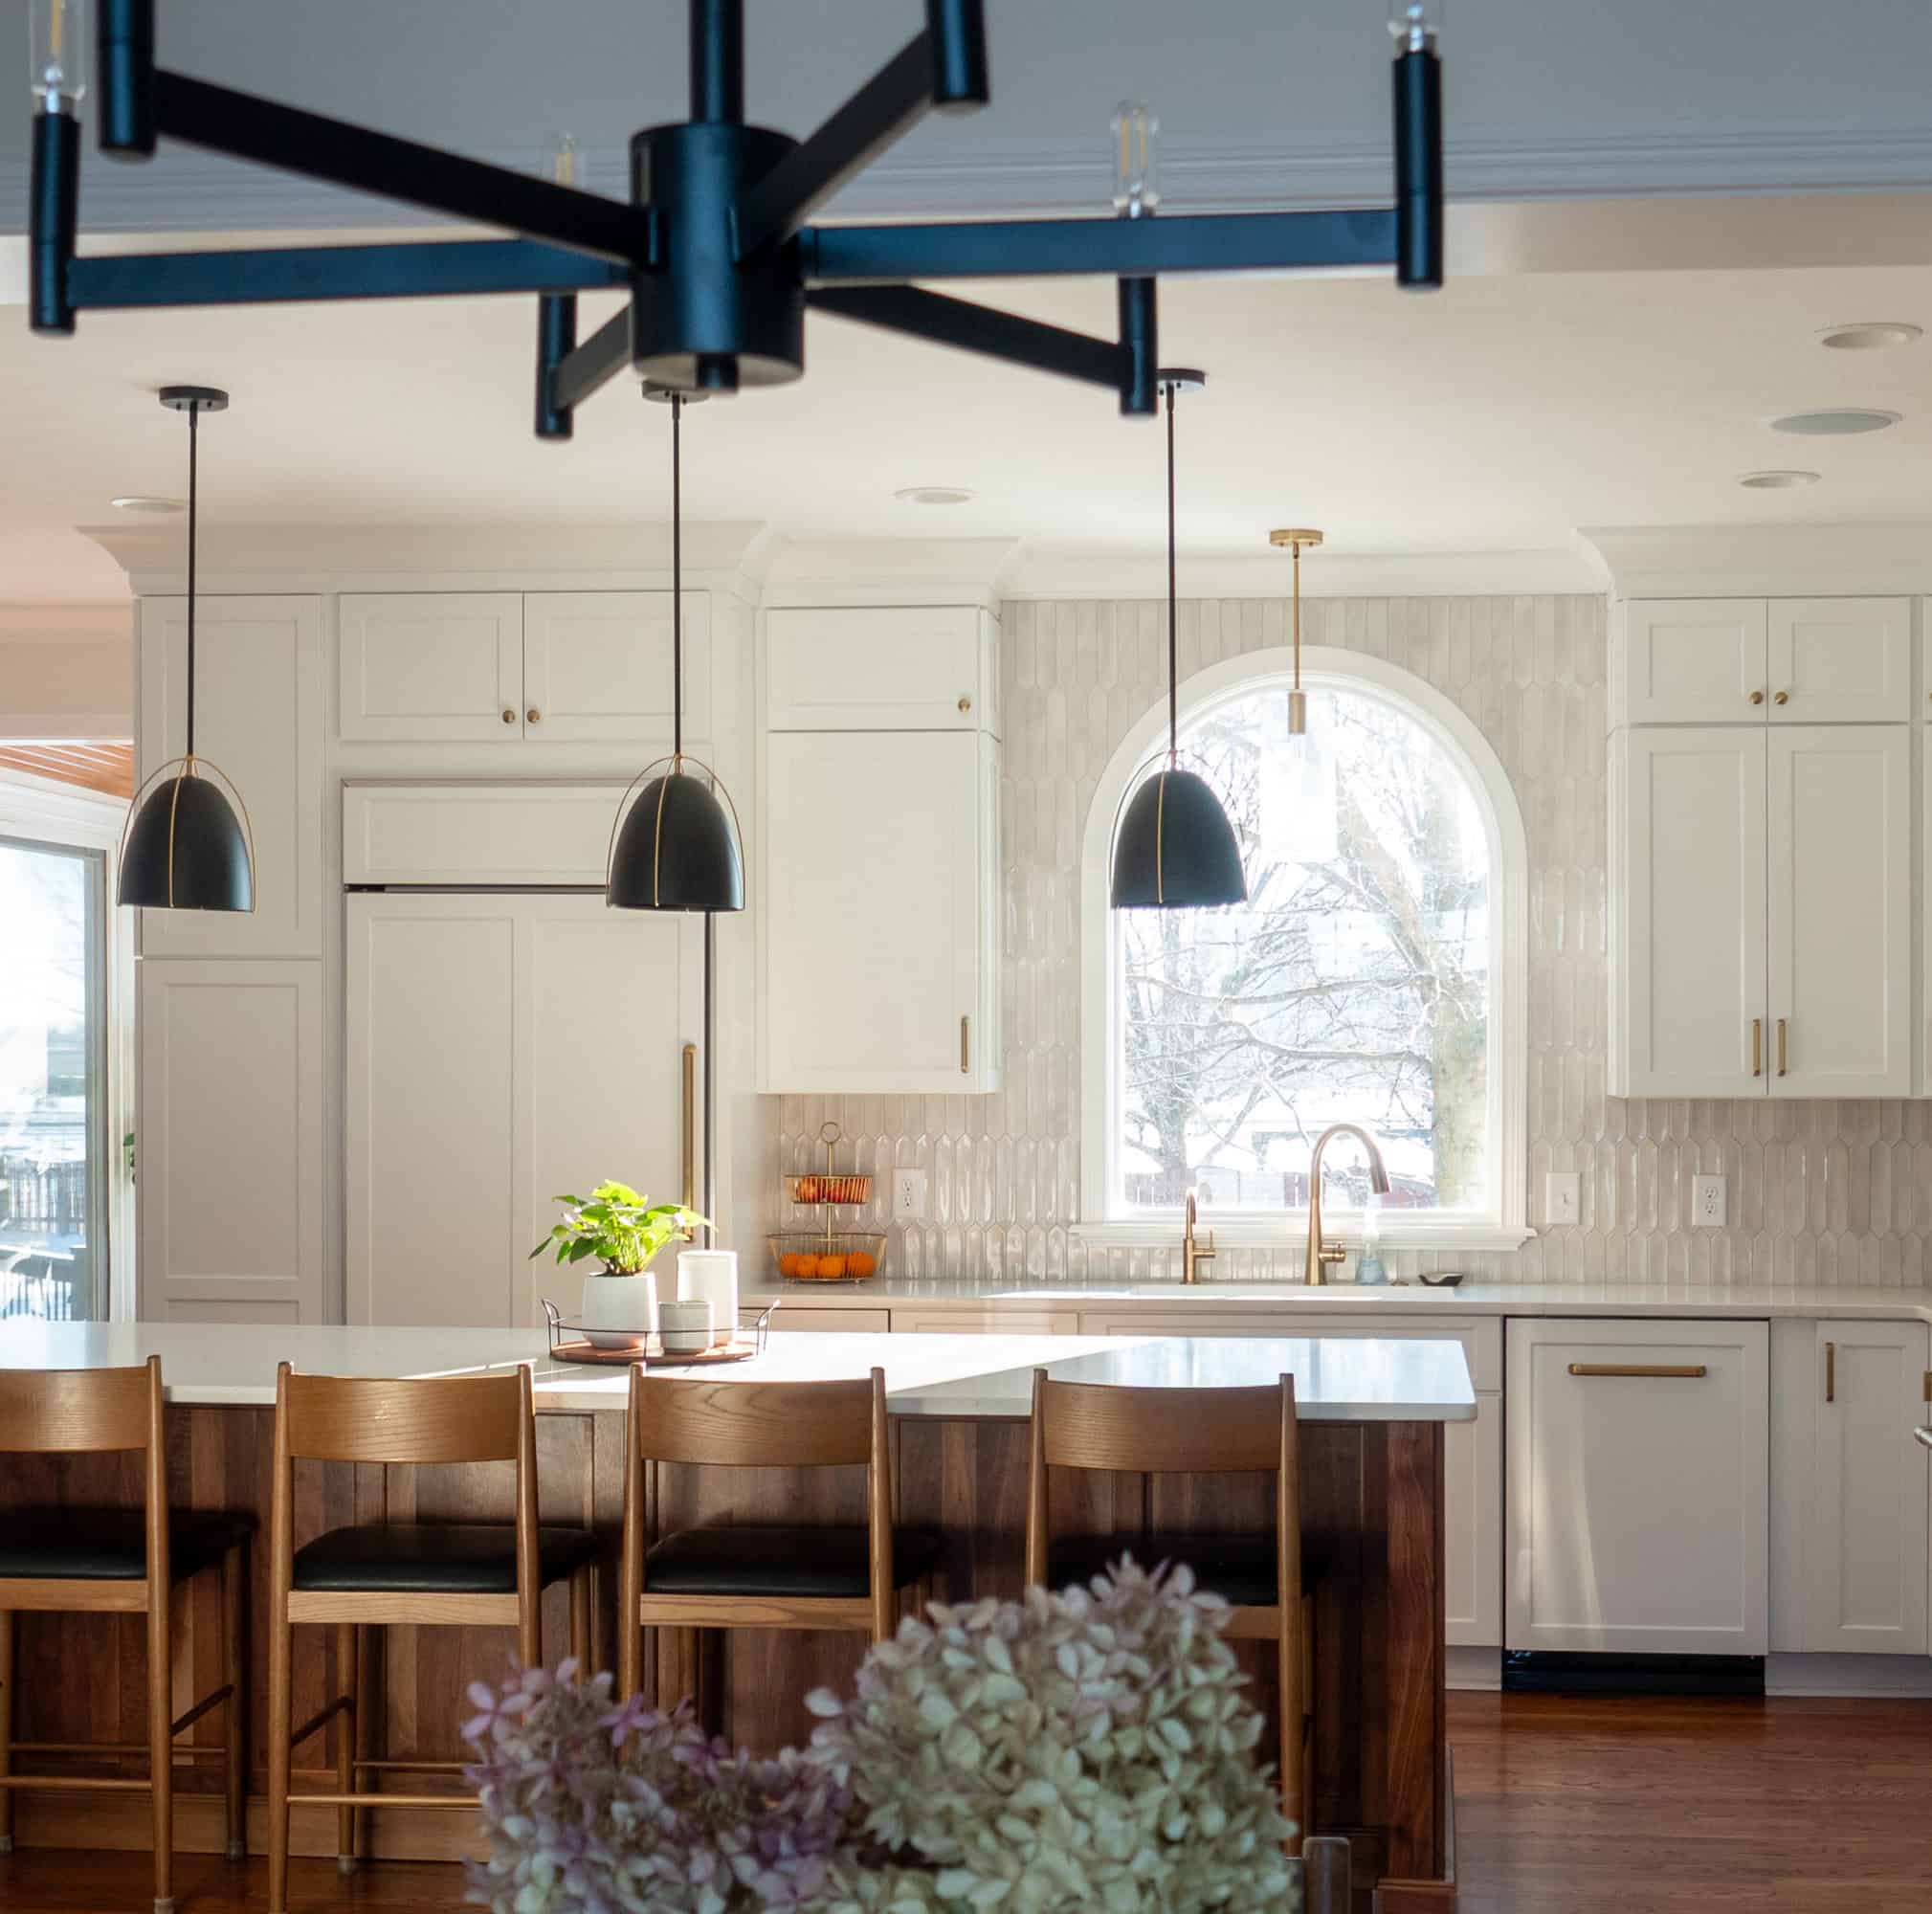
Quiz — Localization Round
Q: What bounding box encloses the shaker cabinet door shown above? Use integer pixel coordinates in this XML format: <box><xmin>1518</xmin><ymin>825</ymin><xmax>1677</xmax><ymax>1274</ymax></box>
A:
<box><xmin>1767</xmin><ymin>597</ymin><xmax>1912</xmax><ymax>723</ymax></box>
<box><xmin>523</xmin><ymin>590</ymin><xmax>700</xmax><ymax>745</ymax></box>
<box><xmin>338</xmin><ymin>592</ymin><xmax>524</xmax><ymax>741</ymax></box>
<box><xmin>1621</xmin><ymin>598</ymin><xmax>1767</xmax><ymax>724</ymax></box>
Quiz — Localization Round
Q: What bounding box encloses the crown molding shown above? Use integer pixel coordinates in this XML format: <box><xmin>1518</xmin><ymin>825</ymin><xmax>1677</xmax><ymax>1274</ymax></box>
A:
<box><xmin>9</xmin><ymin>119</ymin><xmax>1932</xmax><ymax>240</ymax></box>
<box><xmin>1009</xmin><ymin>544</ymin><xmax>1607</xmax><ymax>602</ymax></box>
<box><xmin>761</xmin><ymin>537</ymin><xmax>1020</xmax><ymax>612</ymax></box>
<box><xmin>1583</xmin><ymin>522</ymin><xmax>1932</xmax><ymax>598</ymax></box>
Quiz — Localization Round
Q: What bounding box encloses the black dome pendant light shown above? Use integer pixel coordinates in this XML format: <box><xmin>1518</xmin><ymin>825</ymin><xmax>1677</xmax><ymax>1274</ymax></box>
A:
<box><xmin>607</xmin><ymin>389</ymin><xmax>745</xmax><ymax>913</ymax></box>
<box><xmin>117</xmin><ymin>386</ymin><xmax>255</xmax><ymax>913</ymax></box>
<box><xmin>1109</xmin><ymin>370</ymin><xmax>1248</xmax><ymax>910</ymax></box>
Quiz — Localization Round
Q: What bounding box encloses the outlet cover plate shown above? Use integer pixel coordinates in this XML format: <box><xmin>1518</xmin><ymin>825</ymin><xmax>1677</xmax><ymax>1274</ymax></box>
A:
<box><xmin>1544</xmin><ymin>1171</ymin><xmax>1580</xmax><ymax>1227</ymax></box>
<box><xmin>893</xmin><ymin>1169</ymin><xmax>928</xmax><ymax>1220</ymax></box>
<box><xmin>1692</xmin><ymin>1173</ymin><xmax>1727</xmax><ymax>1227</ymax></box>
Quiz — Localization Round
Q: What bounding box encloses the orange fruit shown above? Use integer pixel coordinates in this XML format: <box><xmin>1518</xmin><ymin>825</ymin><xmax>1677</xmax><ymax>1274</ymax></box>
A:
<box><xmin>815</xmin><ymin>1254</ymin><xmax>847</xmax><ymax>1279</ymax></box>
<box><xmin>778</xmin><ymin>1253</ymin><xmax>805</xmax><ymax>1278</ymax></box>
<box><xmin>846</xmin><ymin>1252</ymin><xmax>877</xmax><ymax>1279</ymax></box>
<box><xmin>795</xmin><ymin>1176</ymin><xmax>819</xmax><ymax>1203</ymax></box>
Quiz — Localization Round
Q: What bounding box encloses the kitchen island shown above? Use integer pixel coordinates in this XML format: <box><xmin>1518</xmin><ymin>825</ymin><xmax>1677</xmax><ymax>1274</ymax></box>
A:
<box><xmin>0</xmin><ymin>1323</ymin><xmax>1474</xmax><ymax>1908</ymax></box>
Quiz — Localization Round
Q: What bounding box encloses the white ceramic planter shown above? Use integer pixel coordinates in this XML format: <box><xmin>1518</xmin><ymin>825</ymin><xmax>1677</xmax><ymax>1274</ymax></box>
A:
<box><xmin>578</xmin><ymin>1270</ymin><xmax>659</xmax><ymax>1349</ymax></box>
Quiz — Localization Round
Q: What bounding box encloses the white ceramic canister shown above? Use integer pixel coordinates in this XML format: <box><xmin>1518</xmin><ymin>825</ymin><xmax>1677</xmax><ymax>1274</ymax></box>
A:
<box><xmin>677</xmin><ymin>1248</ymin><xmax>739</xmax><ymax>1346</ymax></box>
<box><xmin>578</xmin><ymin>1270</ymin><xmax>659</xmax><ymax>1350</ymax></box>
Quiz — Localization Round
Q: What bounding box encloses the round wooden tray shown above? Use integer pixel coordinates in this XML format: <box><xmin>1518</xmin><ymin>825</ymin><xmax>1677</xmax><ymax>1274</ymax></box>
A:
<box><xmin>547</xmin><ymin>1338</ymin><xmax>765</xmax><ymax>1368</ymax></box>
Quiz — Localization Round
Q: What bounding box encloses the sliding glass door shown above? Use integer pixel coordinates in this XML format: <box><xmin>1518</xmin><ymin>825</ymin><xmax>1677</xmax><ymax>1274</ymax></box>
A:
<box><xmin>0</xmin><ymin>835</ymin><xmax>106</xmax><ymax>1320</ymax></box>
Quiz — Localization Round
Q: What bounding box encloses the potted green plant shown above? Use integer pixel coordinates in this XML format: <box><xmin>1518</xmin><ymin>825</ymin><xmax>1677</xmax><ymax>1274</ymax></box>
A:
<box><xmin>530</xmin><ymin>1182</ymin><xmax>707</xmax><ymax>1347</ymax></box>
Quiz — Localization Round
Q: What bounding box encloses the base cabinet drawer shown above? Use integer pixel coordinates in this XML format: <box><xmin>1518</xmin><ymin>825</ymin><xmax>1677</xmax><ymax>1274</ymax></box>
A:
<box><xmin>892</xmin><ymin>1308</ymin><xmax>1077</xmax><ymax>1336</ymax></box>
<box><xmin>1506</xmin><ymin>1318</ymin><xmax>1769</xmax><ymax>1656</ymax></box>
<box><xmin>771</xmin><ymin>1306</ymin><xmax>892</xmax><ymax>1334</ymax></box>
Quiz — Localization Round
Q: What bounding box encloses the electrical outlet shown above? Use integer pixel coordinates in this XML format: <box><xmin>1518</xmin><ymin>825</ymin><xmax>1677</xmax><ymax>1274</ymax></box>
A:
<box><xmin>892</xmin><ymin>1169</ymin><xmax>928</xmax><ymax>1220</ymax></box>
<box><xmin>1692</xmin><ymin>1174</ymin><xmax>1727</xmax><ymax>1228</ymax></box>
<box><xmin>1544</xmin><ymin>1171</ymin><xmax>1580</xmax><ymax>1227</ymax></box>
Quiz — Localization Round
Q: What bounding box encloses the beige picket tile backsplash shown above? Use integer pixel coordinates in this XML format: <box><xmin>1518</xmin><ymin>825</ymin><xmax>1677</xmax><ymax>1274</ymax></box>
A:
<box><xmin>776</xmin><ymin>592</ymin><xmax>1932</xmax><ymax>1288</ymax></box>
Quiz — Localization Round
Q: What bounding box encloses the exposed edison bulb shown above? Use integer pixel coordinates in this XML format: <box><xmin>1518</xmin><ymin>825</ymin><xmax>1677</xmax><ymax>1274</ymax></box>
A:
<box><xmin>544</xmin><ymin>131</ymin><xmax>579</xmax><ymax>188</ymax></box>
<box><xmin>1388</xmin><ymin>0</ymin><xmax>1443</xmax><ymax>50</ymax></box>
<box><xmin>30</xmin><ymin>0</ymin><xmax>87</xmax><ymax>108</ymax></box>
<box><xmin>1110</xmin><ymin>102</ymin><xmax>1159</xmax><ymax>218</ymax></box>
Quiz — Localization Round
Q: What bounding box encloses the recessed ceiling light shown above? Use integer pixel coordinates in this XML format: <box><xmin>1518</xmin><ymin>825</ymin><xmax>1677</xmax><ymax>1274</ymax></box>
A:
<box><xmin>1816</xmin><ymin>322</ymin><xmax>1921</xmax><ymax>351</ymax></box>
<box><xmin>1769</xmin><ymin>409</ymin><xmax>1901</xmax><ymax>435</ymax></box>
<box><xmin>1737</xmin><ymin>469</ymin><xmax>1820</xmax><ymax>489</ymax></box>
<box><xmin>111</xmin><ymin>495</ymin><xmax>184</xmax><ymax>513</ymax></box>
<box><xmin>894</xmin><ymin>484</ymin><xmax>975</xmax><ymax>506</ymax></box>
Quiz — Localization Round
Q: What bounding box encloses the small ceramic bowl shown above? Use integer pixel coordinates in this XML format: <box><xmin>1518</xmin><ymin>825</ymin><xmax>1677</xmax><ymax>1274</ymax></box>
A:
<box><xmin>657</xmin><ymin>1298</ymin><xmax>713</xmax><ymax>1356</ymax></box>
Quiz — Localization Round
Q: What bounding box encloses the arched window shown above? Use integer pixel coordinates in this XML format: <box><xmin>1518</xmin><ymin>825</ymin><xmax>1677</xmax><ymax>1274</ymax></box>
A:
<box><xmin>1079</xmin><ymin>646</ymin><xmax>1528</xmax><ymax>1248</ymax></box>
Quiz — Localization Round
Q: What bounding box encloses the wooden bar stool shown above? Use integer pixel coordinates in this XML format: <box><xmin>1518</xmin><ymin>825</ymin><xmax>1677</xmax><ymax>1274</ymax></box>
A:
<box><xmin>264</xmin><ymin>1362</ymin><xmax>595</xmax><ymax>1914</ymax></box>
<box><xmin>616</xmin><ymin>1366</ymin><xmax>940</xmax><ymax>1709</ymax></box>
<box><xmin>0</xmin><ymin>1355</ymin><xmax>252</xmax><ymax>1914</ymax></box>
<box><xmin>1024</xmin><ymin>1369</ymin><xmax>1312</xmax><ymax>1848</ymax></box>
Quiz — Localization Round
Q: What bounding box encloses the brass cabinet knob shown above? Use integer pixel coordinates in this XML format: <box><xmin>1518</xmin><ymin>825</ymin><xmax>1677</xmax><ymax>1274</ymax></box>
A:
<box><xmin>1749</xmin><ymin>690</ymin><xmax>1765</xmax><ymax>705</ymax></box>
<box><xmin>958</xmin><ymin>695</ymin><xmax>972</xmax><ymax>713</ymax></box>
<box><xmin>526</xmin><ymin>707</ymin><xmax>542</xmax><ymax>723</ymax></box>
<box><xmin>500</xmin><ymin>707</ymin><xmax>517</xmax><ymax>724</ymax></box>
<box><xmin>1773</xmin><ymin>690</ymin><xmax>1789</xmax><ymax>705</ymax></box>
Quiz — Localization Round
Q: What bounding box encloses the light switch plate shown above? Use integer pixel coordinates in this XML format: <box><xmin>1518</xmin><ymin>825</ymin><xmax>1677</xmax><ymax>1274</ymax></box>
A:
<box><xmin>893</xmin><ymin>1169</ymin><xmax>928</xmax><ymax>1220</ymax></box>
<box><xmin>1544</xmin><ymin>1171</ymin><xmax>1580</xmax><ymax>1227</ymax></box>
<box><xmin>1692</xmin><ymin>1173</ymin><xmax>1727</xmax><ymax>1227</ymax></box>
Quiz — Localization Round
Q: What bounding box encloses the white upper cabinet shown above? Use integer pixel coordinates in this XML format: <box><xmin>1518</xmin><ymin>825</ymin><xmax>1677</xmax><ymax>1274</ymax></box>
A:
<box><xmin>761</xmin><ymin>728</ymin><xmax>999</xmax><ymax>1093</ymax></box>
<box><xmin>1766</xmin><ymin>725</ymin><xmax>1911</xmax><ymax>1097</ymax></box>
<box><xmin>1619</xmin><ymin>598</ymin><xmax>1768</xmax><ymax>724</ymax></box>
<box><xmin>1610</xmin><ymin>727</ymin><xmax>1766</xmax><ymax>1098</ymax></box>
<box><xmin>766</xmin><ymin>605</ymin><xmax>998</xmax><ymax>734</ymax></box>
<box><xmin>1506</xmin><ymin>1319</ymin><xmax>1769</xmax><ymax>1658</ymax></box>
<box><xmin>339</xmin><ymin>592</ymin><xmax>523</xmax><ymax>741</ymax></box>
<box><xmin>338</xmin><ymin>590</ymin><xmax>700</xmax><ymax>746</ymax></box>
<box><xmin>524</xmin><ymin>590</ymin><xmax>703</xmax><ymax>743</ymax></box>
<box><xmin>138</xmin><ymin>595</ymin><xmax>323</xmax><ymax>958</ymax></box>
<box><xmin>1767</xmin><ymin>597</ymin><xmax>1911</xmax><ymax>723</ymax></box>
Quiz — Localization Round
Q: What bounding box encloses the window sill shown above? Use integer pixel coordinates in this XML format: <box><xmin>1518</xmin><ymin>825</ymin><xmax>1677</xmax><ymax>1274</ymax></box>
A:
<box><xmin>1069</xmin><ymin>1217</ymin><xmax>1536</xmax><ymax>1254</ymax></box>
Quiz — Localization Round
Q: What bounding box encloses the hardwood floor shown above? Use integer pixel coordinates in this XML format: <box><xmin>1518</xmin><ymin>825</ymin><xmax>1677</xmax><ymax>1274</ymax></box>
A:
<box><xmin>1</xmin><ymin>1692</ymin><xmax>1927</xmax><ymax>1910</ymax></box>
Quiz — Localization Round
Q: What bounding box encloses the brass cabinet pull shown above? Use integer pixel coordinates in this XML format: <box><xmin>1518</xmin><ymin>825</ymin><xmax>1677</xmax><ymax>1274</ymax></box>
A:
<box><xmin>680</xmin><ymin>1042</ymin><xmax>697</xmax><ymax>1216</ymax></box>
<box><xmin>1567</xmin><ymin>1363</ymin><xmax>1708</xmax><ymax>1379</ymax></box>
<box><xmin>960</xmin><ymin>1014</ymin><xmax>970</xmax><ymax>1075</ymax></box>
<box><xmin>526</xmin><ymin>707</ymin><xmax>542</xmax><ymax>723</ymax></box>
<box><xmin>1749</xmin><ymin>690</ymin><xmax>1765</xmax><ymax>705</ymax></box>
<box><xmin>958</xmin><ymin>695</ymin><xmax>972</xmax><ymax>713</ymax></box>
<box><xmin>1777</xmin><ymin>1017</ymin><xmax>1788</xmax><ymax>1077</ymax></box>
<box><xmin>1825</xmin><ymin>1340</ymin><xmax>1835</xmax><ymax>1404</ymax></box>
<box><xmin>1773</xmin><ymin>690</ymin><xmax>1789</xmax><ymax>705</ymax></box>
<box><xmin>500</xmin><ymin>707</ymin><xmax>517</xmax><ymax>724</ymax></box>
<box><xmin>1751</xmin><ymin>1017</ymin><xmax>1763</xmax><ymax>1077</ymax></box>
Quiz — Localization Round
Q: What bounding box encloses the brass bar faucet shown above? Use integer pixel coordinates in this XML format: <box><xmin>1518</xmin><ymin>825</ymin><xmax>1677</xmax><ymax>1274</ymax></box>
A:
<box><xmin>1304</xmin><ymin>1124</ymin><xmax>1391</xmax><ymax>1285</ymax></box>
<box><xmin>1182</xmin><ymin>1187</ymin><xmax>1216</xmax><ymax>1284</ymax></box>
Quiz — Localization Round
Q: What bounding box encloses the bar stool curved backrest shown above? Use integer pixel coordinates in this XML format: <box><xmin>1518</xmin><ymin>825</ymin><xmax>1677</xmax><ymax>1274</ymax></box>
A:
<box><xmin>0</xmin><ymin>1356</ymin><xmax>253</xmax><ymax>1914</ymax></box>
<box><xmin>1025</xmin><ymin>1369</ymin><xmax>1307</xmax><ymax>1850</ymax></box>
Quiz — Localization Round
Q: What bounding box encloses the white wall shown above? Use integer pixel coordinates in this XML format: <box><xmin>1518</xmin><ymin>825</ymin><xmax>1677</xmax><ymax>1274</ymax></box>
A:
<box><xmin>0</xmin><ymin>607</ymin><xmax>134</xmax><ymax>739</ymax></box>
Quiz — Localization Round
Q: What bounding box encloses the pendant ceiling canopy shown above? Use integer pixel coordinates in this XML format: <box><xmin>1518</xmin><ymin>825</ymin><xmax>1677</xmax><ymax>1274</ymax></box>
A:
<box><xmin>29</xmin><ymin>1</ymin><xmax>1443</xmax><ymax>423</ymax></box>
<box><xmin>607</xmin><ymin>389</ymin><xmax>746</xmax><ymax>915</ymax></box>
<box><xmin>116</xmin><ymin>385</ymin><xmax>255</xmax><ymax>914</ymax></box>
<box><xmin>1110</xmin><ymin>371</ymin><xmax>1248</xmax><ymax>912</ymax></box>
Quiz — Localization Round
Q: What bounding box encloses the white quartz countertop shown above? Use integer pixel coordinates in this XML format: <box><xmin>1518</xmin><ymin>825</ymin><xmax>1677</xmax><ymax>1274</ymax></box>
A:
<box><xmin>0</xmin><ymin>1322</ymin><xmax>1477</xmax><ymax>1422</ymax></box>
<box><xmin>746</xmin><ymin>1276</ymin><xmax>1932</xmax><ymax>1326</ymax></box>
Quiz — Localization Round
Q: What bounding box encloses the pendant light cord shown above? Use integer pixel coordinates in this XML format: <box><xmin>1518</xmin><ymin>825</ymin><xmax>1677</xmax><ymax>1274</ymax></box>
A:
<box><xmin>671</xmin><ymin>390</ymin><xmax>683</xmax><ymax>763</ymax></box>
<box><xmin>1165</xmin><ymin>379</ymin><xmax>1177</xmax><ymax>763</ymax></box>
<box><xmin>185</xmin><ymin>400</ymin><xmax>199</xmax><ymax>762</ymax></box>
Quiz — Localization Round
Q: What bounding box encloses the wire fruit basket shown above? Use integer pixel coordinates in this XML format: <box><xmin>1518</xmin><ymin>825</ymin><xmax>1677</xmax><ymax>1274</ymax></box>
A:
<box><xmin>771</xmin><ymin>1122</ymin><xmax>886</xmax><ymax>1284</ymax></box>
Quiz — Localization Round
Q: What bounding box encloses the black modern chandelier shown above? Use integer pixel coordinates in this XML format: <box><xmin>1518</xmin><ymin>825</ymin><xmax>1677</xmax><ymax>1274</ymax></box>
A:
<box><xmin>29</xmin><ymin>0</ymin><xmax>1444</xmax><ymax>422</ymax></box>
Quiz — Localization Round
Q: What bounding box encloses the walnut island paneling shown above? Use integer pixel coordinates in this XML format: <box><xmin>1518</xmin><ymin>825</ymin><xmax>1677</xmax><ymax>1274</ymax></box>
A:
<box><xmin>0</xmin><ymin>1324</ymin><xmax>1475</xmax><ymax>1910</ymax></box>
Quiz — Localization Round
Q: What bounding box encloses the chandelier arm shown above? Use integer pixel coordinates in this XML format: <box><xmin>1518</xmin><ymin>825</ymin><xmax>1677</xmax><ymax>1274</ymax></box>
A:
<box><xmin>148</xmin><ymin>72</ymin><xmax>655</xmax><ymax>266</ymax></box>
<box><xmin>550</xmin><ymin>308</ymin><xmax>637</xmax><ymax>416</ymax></box>
<box><xmin>63</xmin><ymin>239</ymin><xmax>627</xmax><ymax>315</ymax></box>
<box><xmin>534</xmin><ymin>295</ymin><xmax>580</xmax><ymax>441</ymax></box>
<box><xmin>809</xmin><ymin>285</ymin><xmax>1137</xmax><ymax>405</ymax></box>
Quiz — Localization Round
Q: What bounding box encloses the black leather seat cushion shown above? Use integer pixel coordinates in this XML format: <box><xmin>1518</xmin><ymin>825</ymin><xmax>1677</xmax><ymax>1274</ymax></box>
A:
<box><xmin>292</xmin><ymin>1523</ymin><xmax>597</xmax><ymax>1595</ymax></box>
<box><xmin>0</xmin><ymin>1506</ymin><xmax>255</xmax><ymax>1583</ymax></box>
<box><xmin>1047</xmin><ymin>1532</ymin><xmax>1310</xmax><ymax>1609</ymax></box>
<box><xmin>645</xmin><ymin>1525</ymin><xmax>943</xmax><ymax>1599</ymax></box>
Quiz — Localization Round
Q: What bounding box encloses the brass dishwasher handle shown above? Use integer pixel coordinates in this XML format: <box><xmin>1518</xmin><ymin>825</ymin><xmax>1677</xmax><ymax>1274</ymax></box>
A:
<box><xmin>960</xmin><ymin>1014</ymin><xmax>970</xmax><ymax>1076</ymax></box>
<box><xmin>1778</xmin><ymin>1017</ymin><xmax>1788</xmax><ymax>1077</ymax></box>
<box><xmin>1825</xmin><ymin>1340</ymin><xmax>1835</xmax><ymax>1404</ymax></box>
<box><xmin>1568</xmin><ymin>1363</ymin><xmax>1708</xmax><ymax>1379</ymax></box>
<box><xmin>1751</xmin><ymin>1017</ymin><xmax>1762</xmax><ymax>1078</ymax></box>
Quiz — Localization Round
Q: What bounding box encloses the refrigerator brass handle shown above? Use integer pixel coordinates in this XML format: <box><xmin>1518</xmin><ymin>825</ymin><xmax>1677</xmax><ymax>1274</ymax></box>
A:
<box><xmin>1777</xmin><ymin>1017</ymin><xmax>1788</xmax><ymax>1077</ymax></box>
<box><xmin>1825</xmin><ymin>1340</ymin><xmax>1835</xmax><ymax>1404</ymax></box>
<box><xmin>960</xmin><ymin>1014</ymin><xmax>970</xmax><ymax>1076</ymax></box>
<box><xmin>681</xmin><ymin>1042</ymin><xmax>698</xmax><ymax>1220</ymax></box>
<box><xmin>1751</xmin><ymin>1017</ymin><xmax>1762</xmax><ymax>1078</ymax></box>
<box><xmin>1567</xmin><ymin>1363</ymin><xmax>1708</xmax><ymax>1379</ymax></box>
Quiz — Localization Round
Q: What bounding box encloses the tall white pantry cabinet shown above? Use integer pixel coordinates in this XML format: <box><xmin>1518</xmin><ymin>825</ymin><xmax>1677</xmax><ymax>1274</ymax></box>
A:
<box><xmin>1609</xmin><ymin>596</ymin><xmax>1921</xmax><ymax>1099</ymax></box>
<box><xmin>134</xmin><ymin>580</ymin><xmax>740</xmax><ymax>1324</ymax></box>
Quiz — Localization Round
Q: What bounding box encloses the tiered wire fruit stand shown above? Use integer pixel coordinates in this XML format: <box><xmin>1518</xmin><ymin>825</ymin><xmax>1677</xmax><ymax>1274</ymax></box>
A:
<box><xmin>769</xmin><ymin>1121</ymin><xmax>887</xmax><ymax>1284</ymax></box>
